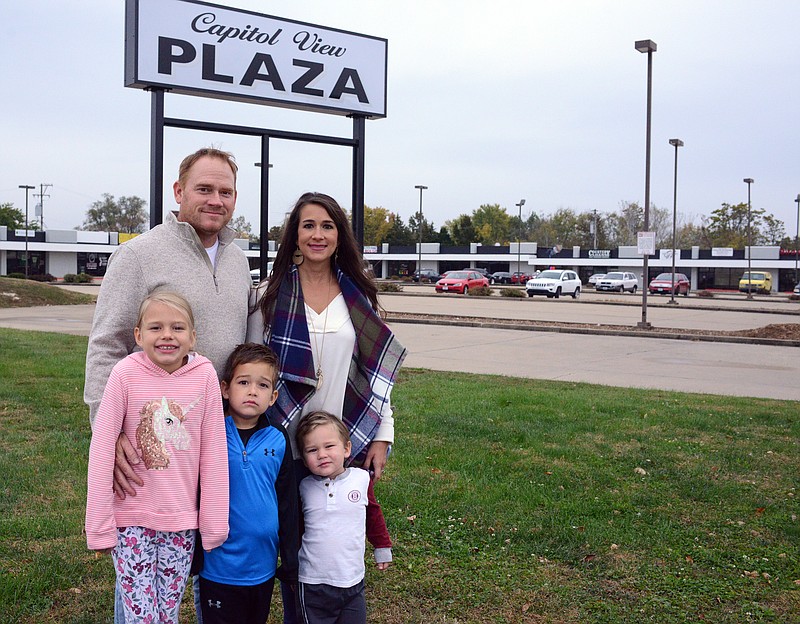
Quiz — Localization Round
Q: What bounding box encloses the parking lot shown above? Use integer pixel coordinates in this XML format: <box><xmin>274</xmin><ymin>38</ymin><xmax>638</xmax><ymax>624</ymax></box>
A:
<box><xmin>2</xmin><ymin>285</ymin><xmax>799</xmax><ymax>401</ymax></box>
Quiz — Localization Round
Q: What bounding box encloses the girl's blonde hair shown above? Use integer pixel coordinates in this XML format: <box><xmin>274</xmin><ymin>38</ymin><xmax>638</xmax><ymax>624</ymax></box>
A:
<box><xmin>136</xmin><ymin>291</ymin><xmax>195</xmax><ymax>330</ymax></box>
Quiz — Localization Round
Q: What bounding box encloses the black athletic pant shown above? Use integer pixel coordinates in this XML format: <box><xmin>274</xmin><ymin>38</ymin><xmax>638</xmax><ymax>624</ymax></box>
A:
<box><xmin>199</xmin><ymin>576</ymin><xmax>276</xmax><ymax>624</ymax></box>
<box><xmin>298</xmin><ymin>580</ymin><xmax>366</xmax><ymax>624</ymax></box>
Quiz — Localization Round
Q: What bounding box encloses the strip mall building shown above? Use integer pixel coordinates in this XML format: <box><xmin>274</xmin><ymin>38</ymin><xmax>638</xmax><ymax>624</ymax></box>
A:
<box><xmin>2</xmin><ymin>225</ymin><xmax>799</xmax><ymax>292</ymax></box>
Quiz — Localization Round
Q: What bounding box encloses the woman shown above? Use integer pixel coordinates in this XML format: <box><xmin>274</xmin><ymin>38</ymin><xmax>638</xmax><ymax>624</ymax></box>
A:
<box><xmin>248</xmin><ymin>192</ymin><xmax>406</xmax><ymax>622</ymax></box>
<box><xmin>249</xmin><ymin>192</ymin><xmax>406</xmax><ymax>475</ymax></box>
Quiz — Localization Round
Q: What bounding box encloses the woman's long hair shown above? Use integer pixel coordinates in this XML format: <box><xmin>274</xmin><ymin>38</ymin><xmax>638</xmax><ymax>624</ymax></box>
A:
<box><xmin>257</xmin><ymin>193</ymin><xmax>379</xmax><ymax>329</ymax></box>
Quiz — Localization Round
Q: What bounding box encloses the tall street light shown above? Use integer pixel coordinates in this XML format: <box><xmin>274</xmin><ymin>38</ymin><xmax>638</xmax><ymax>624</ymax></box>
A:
<box><xmin>414</xmin><ymin>185</ymin><xmax>427</xmax><ymax>277</ymax></box>
<box><xmin>668</xmin><ymin>139</ymin><xmax>684</xmax><ymax>305</ymax></box>
<box><xmin>743</xmin><ymin>178</ymin><xmax>754</xmax><ymax>300</ymax></box>
<box><xmin>516</xmin><ymin>199</ymin><xmax>526</xmax><ymax>275</ymax></box>
<box><xmin>635</xmin><ymin>39</ymin><xmax>657</xmax><ymax>328</ymax></box>
<box><xmin>19</xmin><ymin>185</ymin><xmax>35</xmax><ymax>278</ymax></box>
<box><xmin>794</xmin><ymin>193</ymin><xmax>800</xmax><ymax>287</ymax></box>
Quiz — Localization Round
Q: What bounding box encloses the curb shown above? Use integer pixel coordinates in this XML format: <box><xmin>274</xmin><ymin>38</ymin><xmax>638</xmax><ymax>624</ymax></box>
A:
<box><xmin>378</xmin><ymin>289</ymin><xmax>800</xmax><ymax>317</ymax></box>
<box><xmin>385</xmin><ymin>315</ymin><xmax>800</xmax><ymax>348</ymax></box>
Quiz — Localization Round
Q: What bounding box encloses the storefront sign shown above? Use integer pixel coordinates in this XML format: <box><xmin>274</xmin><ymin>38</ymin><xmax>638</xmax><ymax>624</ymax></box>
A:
<box><xmin>125</xmin><ymin>0</ymin><xmax>388</xmax><ymax>117</ymax></box>
<box><xmin>588</xmin><ymin>249</ymin><xmax>610</xmax><ymax>259</ymax></box>
<box><xmin>712</xmin><ymin>247</ymin><xmax>734</xmax><ymax>257</ymax></box>
<box><xmin>637</xmin><ymin>232</ymin><xmax>655</xmax><ymax>255</ymax></box>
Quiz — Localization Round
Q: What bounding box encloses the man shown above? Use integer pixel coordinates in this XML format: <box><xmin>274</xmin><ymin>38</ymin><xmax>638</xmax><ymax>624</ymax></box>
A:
<box><xmin>84</xmin><ymin>147</ymin><xmax>252</xmax><ymax>622</ymax></box>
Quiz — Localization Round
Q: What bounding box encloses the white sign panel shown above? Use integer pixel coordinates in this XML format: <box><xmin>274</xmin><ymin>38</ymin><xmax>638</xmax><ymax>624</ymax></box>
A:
<box><xmin>637</xmin><ymin>231</ymin><xmax>656</xmax><ymax>255</ymax></box>
<box><xmin>125</xmin><ymin>0</ymin><xmax>387</xmax><ymax>117</ymax></box>
<box><xmin>712</xmin><ymin>247</ymin><xmax>734</xmax><ymax>257</ymax></box>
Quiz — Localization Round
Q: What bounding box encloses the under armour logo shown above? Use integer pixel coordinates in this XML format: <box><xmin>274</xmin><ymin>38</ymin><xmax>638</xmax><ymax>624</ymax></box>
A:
<box><xmin>264</xmin><ymin>448</ymin><xmax>275</xmax><ymax>456</ymax></box>
<box><xmin>207</xmin><ymin>600</ymin><xmax>222</xmax><ymax>609</ymax></box>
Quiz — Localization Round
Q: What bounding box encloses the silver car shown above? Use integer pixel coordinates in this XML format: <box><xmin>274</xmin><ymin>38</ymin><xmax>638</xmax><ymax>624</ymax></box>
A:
<box><xmin>596</xmin><ymin>271</ymin><xmax>638</xmax><ymax>293</ymax></box>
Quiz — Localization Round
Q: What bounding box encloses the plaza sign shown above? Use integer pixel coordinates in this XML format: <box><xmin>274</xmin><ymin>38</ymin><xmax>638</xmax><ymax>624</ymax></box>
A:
<box><xmin>125</xmin><ymin>0</ymin><xmax>388</xmax><ymax>117</ymax></box>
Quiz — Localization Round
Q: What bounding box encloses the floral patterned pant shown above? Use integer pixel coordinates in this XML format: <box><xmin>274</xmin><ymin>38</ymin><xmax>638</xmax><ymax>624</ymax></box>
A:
<box><xmin>112</xmin><ymin>526</ymin><xmax>196</xmax><ymax>624</ymax></box>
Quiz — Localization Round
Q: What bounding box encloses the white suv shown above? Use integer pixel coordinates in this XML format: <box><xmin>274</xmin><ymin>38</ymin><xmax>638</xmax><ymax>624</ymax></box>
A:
<box><xmin>525</xmin><ymin>270</ymin><xmax>581</xmax><ymax>299</ymax></box>
<box><xmin>596</xmin><ymin>271</ymin><xmax>638</xmax><ymax>293</ymax></box>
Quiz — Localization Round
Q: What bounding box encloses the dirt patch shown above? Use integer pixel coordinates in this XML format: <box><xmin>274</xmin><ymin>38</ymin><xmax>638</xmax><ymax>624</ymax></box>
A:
<box><xmin>731</xmin><ymin>323</ymin><xmax>800</xmax><ymax>340</ymax></box>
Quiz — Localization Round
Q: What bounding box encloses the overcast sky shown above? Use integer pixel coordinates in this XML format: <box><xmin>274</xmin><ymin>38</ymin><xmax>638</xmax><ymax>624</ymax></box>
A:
<box><xmin>3</xmin><ymin>1</ymin><xmax>800</xmax><ymax>241</ymax></box>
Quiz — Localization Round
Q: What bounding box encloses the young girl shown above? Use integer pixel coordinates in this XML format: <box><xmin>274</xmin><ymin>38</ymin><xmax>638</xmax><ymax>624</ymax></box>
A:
<box><xmin>85</xmin><ymin>291</ymin><xmax>229</xmax><ymax>624</ymax></box>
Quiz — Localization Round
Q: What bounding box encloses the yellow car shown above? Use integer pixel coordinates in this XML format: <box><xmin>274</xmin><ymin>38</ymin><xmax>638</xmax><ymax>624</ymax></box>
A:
<box><xmin>738</xmin><ymin>271</ymin><xmax>772</xmax><ymax>294</ymax></box>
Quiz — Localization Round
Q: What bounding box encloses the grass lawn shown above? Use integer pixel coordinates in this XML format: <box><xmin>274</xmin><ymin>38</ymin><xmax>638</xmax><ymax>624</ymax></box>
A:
<box><xmin>0</xmin><ymin>278</ymin><xmax>95</xmax><ymax>308</ymax></box>
<box><xmin>0</xmin><ymin>327</ymin><xmax>797</xmax><ymax>623</ymax></box>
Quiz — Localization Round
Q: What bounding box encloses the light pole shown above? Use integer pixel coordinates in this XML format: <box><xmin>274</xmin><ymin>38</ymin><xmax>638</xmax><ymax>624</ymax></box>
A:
<box><xmin>668</xmin><ymin>138</ymin><xmax>684</xmax><ymax>305</ymax></box>
<box><xmin>516</xmin><ymin>199</ymin><xmax>526</xmax><ymax>275</ymax></box>
<box><xmin>19</xmin><ymin>185</ymin><xmax>35</xmax><ymax>278</ymax></box>
<box><xmin>635</xmin><ymin>39</ymin><xmax>657</xmax><ymax>328</ymax></box>
<box><xmin>414</xmin><ymin>185</ymin><xmax>427</xmax><ymax>277</ymax></box>
<box><xmin>795</xmin><ymin>193</ymin><xmax>800</xmax><ymax>287</ymax></box>
<box><xmin>743</xmin><ymin>178</ymin><xmax>754</xmax><ymax>299</ymax></box>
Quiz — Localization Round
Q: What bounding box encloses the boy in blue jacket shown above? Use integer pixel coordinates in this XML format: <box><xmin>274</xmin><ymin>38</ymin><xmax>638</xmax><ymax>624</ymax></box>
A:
<box><xmin>198</xmin><ymin>343</ymin><xmax>299</xmax><ymax>623</ymax></box>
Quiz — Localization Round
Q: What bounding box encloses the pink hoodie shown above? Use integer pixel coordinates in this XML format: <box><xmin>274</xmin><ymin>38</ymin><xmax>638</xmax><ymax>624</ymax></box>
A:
<box><xmin>85</xmin><ymin>352</ymin><xmax>228</xmax><ymax>551</ymax></box>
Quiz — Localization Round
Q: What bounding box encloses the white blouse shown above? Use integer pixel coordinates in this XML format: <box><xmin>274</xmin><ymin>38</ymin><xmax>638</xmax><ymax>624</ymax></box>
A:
<box><xmin>281</xmin><ymin>293</ymin><xmax>395</xmax><ymax>457</ymax></box>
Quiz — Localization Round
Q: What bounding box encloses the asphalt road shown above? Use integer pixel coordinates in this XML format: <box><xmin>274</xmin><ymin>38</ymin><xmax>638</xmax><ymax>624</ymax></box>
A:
<box><xmin>2</xmin><ymin>287</ymin><xmax>799</xmax><ymax>401</ymax></box>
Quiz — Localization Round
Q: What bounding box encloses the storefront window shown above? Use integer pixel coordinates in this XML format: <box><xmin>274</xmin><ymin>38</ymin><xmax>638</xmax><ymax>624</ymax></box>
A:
<box><xmin>77</xmin><ymin>253</ymin><xmax>111</xmax><ymax>276</ymax></box>
<box><xmin>7</xmin><ymin>252</ymin><xmax>44</xmax><ymax>276</ymax></box>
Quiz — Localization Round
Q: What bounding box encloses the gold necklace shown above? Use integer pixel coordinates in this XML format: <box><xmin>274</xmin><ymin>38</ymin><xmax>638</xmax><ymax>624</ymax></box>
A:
<box><xmin>310</xmin><ymin>278</ymin><xmax>332</xmax><ymax>390</ymax></box>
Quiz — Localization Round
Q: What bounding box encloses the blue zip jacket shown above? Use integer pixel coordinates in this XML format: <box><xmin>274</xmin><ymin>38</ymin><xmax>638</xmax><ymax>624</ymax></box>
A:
<box><xmin>200</xmin><ymin>414</ymin><xmax>299</xmax><ymax>585</ymax></box>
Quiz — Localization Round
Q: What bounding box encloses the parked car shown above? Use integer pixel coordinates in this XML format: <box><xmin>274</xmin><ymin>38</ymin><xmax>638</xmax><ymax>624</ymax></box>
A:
<box><xmin>587</xmin><ymin>273</ymin><xmax>606</xmax><ymax>287</ymax></box>
<box><xmin>490</xmin><ymin>271</ymin><xmax>513</xmax><ymax>284</ymax></box>
<box><xmin>435</xmin><ymin>270</ymin><xmax>489</xmax><ymax>294</ymax></box>
<box><xmin>649</xmin><ymin>272</ymin><xmax>690</xmax><ymax>296</ymax></box>
<box><xmin>464</xmin><ymin>267</ymin><xmax>491</xmax><ymax>279</ymax></box>
<box><xmin>596</xmin><ymin>271</ymin><xmax>638</xmax><ymax>293</ymax></box>
<box><xmin>525</xmin><ymin>269</ymin><xmax>581</xmax><ymax>299</ymax></box>
<box><xmin>250</xmin><ymin>262</ymin><xmax>274</xmax><ymax>286</ymax></box>
<box><xmin>412</xmin><ymin>268</ymin><xmax>441</xmax><ymax>283</ymax></box>
<box><xmin>510</xmin><ymin>271</ymin><xmax>532</xmax><ymax>285</ymax></box>
<box><xmin>738</xmin><ymin>271</ymin><xmax>772</xmax><ymax>294</ymax></box>
<box><xmin>794</xmin><ymin>282</ymin><xmax>800</xmax><ymax>296</ymax></box>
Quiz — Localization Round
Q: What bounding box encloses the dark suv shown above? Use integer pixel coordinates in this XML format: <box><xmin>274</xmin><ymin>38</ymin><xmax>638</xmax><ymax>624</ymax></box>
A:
<box><xmin>412</xmin><ymin>269</ymin><xmax>441</xmax><ymax>283</ymax></box>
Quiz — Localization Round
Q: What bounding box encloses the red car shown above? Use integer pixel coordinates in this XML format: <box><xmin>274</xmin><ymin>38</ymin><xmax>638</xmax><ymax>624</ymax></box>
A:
<box><xmin>435</xmin><ymin>270</ymin><xmax>489</xmax><ymax>294</ymax></box>
<box><xmin>510</xmin><ymin>271</ymin><xmax>533</xmax><ymax>284</ymax></box>
<box><xmin>649</xmin><ymin>272</ymin><xmax>690</xmax><ymax>296</ymax></box>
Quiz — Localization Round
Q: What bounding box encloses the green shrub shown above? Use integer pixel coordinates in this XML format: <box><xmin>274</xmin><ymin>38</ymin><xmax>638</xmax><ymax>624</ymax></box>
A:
<box><xmin>377</xmin><ymin>282</ymin><xmax>403</xmax><ymax>293</ymax></box>
<box><xmin>467</xmin><ymin>286</ymin><xmax>492</xmax><ymax>297</ymax></box>
<box><xmin>696</xmin><ymin>289</ymin><xmax>715</xmax><ymax>298</ymax></box>
<box><xmin>77</xmin><ymin>273</ymin><xmax>94</xmax><ymax>283</ymax></box>
<box><xmin>29</xmin><ymin>274</ymin><xmax>56</xmax><ymax>283</ymax></box>
<box><xmin>62</xmin><ymin>274</ymin><xmax>78</xmax><ymax>283</ymax></box>
<box><xmin>499</xmin><ymin>287</ymin><xmax>525</xmax><ymax>297</ymax></box>
<box><xmin>5</xmin><ymin>272</ymin><xmax>26</xmax><ymax>280</ymax></box>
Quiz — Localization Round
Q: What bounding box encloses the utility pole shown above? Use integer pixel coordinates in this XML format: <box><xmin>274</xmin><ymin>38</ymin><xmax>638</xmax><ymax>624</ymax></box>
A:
<box><xmin>19</xmin><ymin>185</ymin><xmax>35</xmax><ymax>277</ymax></box>
<box><xmin>34</xmin><ymin>183</ymin><xmax>52</xmax><ymax>230</ymax></box>
<box><xmin>592</xmin><ymin>209</ymin><xmax>598</xmax><ymax>249</ymax></box>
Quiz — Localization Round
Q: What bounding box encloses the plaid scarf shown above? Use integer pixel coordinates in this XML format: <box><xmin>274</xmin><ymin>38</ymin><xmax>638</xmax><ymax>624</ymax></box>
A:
<box><xmin>267</xmin><ymin>265</ymin><xmax>407</xmax><ymax>464</ymax></box>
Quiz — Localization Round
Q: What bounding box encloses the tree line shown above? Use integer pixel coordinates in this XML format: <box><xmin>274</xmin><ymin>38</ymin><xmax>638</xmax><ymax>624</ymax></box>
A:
<box><xmin>361</xmin><ymin>200</ymin><xmax>790</xmax><ymax>250</ymax></box>
<box><xmin>0</xmin><ymin>195</ymin><xmax>790</xmax><ymax>250</ymax></box>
